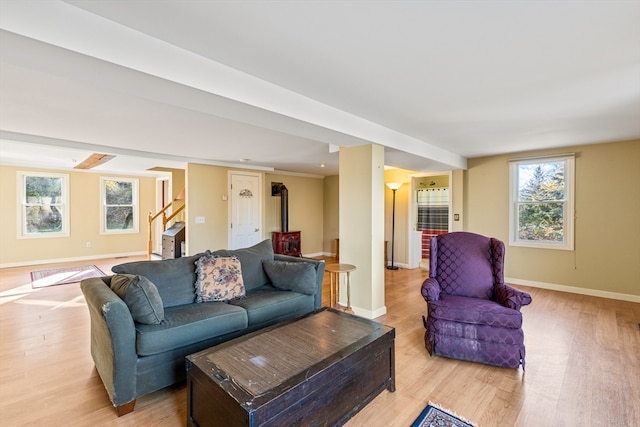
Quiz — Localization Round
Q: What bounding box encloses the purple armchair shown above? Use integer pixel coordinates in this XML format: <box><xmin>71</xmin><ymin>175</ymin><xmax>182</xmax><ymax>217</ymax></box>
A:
<box><xmin>421</xmin><ymin>232</ymin><xmax>532</xmax><ymax>369</ymax></box>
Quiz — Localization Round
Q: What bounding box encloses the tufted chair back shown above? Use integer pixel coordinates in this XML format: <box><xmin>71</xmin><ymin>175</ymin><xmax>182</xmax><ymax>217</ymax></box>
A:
<box><xmin>429</xmin><ymin>232</ymin><xmax>505</xmax><ymax>300</ymax></box>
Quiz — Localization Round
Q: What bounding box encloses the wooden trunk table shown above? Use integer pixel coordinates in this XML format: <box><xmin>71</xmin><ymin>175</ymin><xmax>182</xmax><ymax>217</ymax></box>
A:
<box><xmin>186</xmin><ymin>307</ymin><xmax>395</xmax><ymax>427</ymax></box>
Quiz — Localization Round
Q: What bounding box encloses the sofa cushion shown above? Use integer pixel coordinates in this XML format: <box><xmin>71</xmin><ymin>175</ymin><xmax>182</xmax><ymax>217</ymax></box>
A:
<box><xmin>135</xmin><ymin>302</ymin><xmax>248</xmax><ymax>356</ymax></box>
<box><xmin>195</xmin><ymin>255</ymin><xmax>246</xmax><ymax>302</ymax></box>
<box><xmin>112</xmin><ymin>253</ymin><xmax>204</xmax><ymax>308</ymax></box>
<box><xmin>110</xmin><ymin>274</ymin><xmax>164</xmax><ymax>325</ymax></box>
<box><xmin>208</xmin><ymin>239</ymin><xmax>274</xmax><ymax>291</ymax></box>
<box><xmin>429</xmin><ymin>294</ymin><xmax>523</xmax><ymax>329</ymax></box>
<box><xmin>229</xmin><ymin>286</ymin><xmax>315</xmax><ymax>326</ymax></box>
<box><xmin>262</xmin><ymin>260</ymin><xmax>317</xmax><ymax>295</ymax></box>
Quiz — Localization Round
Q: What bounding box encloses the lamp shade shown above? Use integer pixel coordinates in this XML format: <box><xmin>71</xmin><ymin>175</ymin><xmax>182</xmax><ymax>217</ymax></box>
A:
<box><xmin>386</xmin><ymin>182</ymin><xmax>402</xmax><ymax>190</ymax></box>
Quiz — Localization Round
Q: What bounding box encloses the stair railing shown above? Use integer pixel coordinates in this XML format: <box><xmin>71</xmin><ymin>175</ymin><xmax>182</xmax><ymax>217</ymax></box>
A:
<box><xmin>148</xmin><ymin>202</ymin><xmax>185</xmax><ymax>258</ymax></box>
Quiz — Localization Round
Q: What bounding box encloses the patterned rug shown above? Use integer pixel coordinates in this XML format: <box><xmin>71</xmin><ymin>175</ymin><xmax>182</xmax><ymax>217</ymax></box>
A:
<box><xmin>411</xmin><ymin>402</ymin><xmax>477</xmax><ymax>427</ymax></box>
<box><xmin>30</xmin><ymin>265</ymin><xmax>106</xmax><ymax>288</ymax></box>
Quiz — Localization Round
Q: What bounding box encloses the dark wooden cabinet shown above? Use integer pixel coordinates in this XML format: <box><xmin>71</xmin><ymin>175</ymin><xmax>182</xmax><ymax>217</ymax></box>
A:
<box><xmin>162</xmin><ymin>222</ymin><xmax>185</xmax><ymax>259</ymax></box>
<box><xmin>186</xmin><ymin>308</ymin><xmax>395</xmax><ymax>427</ymax></box>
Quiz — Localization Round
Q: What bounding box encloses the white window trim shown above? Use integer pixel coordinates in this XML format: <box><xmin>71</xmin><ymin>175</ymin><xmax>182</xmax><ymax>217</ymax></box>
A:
<box><xmin>508</xmin><ymin>154</ymin><xmax>575</xmax><ymax>250</ymax></box>
<box><xmin>100</xmin><ymin>177</ymin><xmax>139</xmax><ymax>235</ymax></box>
<box><xmin>16</xmin><ymin>171</ymin><xmax>70</xmax><ymax>239</ymax></box>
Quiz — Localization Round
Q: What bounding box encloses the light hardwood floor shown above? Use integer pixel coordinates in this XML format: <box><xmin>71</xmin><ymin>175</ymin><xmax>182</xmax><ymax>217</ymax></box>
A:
<box><xmin>1</xmin><ymin>257</ymin><xmax>638</xmax><ymax>426</ymax></box>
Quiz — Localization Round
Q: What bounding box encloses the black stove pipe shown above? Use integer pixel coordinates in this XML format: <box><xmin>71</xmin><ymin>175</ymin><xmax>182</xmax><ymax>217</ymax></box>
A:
<box><xmin>280</xmin><ymin>185</ymin><xmax>288</xmax><ymax>232</ymax></box>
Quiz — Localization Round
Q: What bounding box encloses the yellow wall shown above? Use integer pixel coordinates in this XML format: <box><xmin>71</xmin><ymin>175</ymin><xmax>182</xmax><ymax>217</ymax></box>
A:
<box><xmin>265</xmin><ymin>173</ymin><xmax>324</xmax><ymax>255</ymax></box>
<box><xmin>384</xmin><ymin>168</ymin><xmax>413</xmax><ymax>265</ymax></box>
<box><xmin>185</xmin><ymin>163</ymin><xmax>229</xmax><ymax>254</ymax></box>
<box><xmin>185</xmin><ymin>164</ymin><xmax>326</xmax><ymax>256</ymax></box>
<box><xmin>0</xmin><ymin>165</ymin><xmax>156</xmax><ymax>266</ymax></box>
<box><xmin>339</xmin><ymin>144</ymin><xmax>386</xmax><ymax>317</ymax></box>
<box><xmin>466</xmin><ymin>139</ymin><xmax>640</xmax><ymax>298</ymax></box>
<box><xmin>383</xmin><ymin>168</ymin><xmax>466</xmax><ymax>265</ymax></box>
<box><xmin>451</xmin><ymin>169</ymin><xmax>464</xmax><ymax>232</ymax></box>
<box><xmin>415</xmin><ymin>175</ymin><xmax>449</xmax><ymax>189</ymax></box>
<box><xmin>4</xmin><ymin>140</ymin><xmax>637</xmax><ymax>300</ymax></box>
<box><xmin>322</xmin><ymin>175</ymin><xmax>339</xmax><ymax>255</ymax></box>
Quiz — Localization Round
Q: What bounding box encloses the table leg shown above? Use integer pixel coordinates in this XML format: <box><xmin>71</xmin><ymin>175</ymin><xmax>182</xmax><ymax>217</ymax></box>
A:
<box><xmin>329</xmin><ymin>272</ymin><xmax>335</xmax><ymax>308</ymax></box>
<box><xmin>344</xmin><ymin>272</ymin><xmax>354</xmax><ymax>314</ymax></box>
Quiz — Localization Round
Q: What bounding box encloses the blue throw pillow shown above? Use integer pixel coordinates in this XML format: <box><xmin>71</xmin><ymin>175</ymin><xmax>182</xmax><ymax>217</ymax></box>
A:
<box><xmin>110</xmin><ymin>274</ymin><xmax>164</xmax><ymax>325</ymax></box>
<box><xmin>262</xmin><ymin>260</ymin><xmax>317</xmax><ymax>296</ymax></box>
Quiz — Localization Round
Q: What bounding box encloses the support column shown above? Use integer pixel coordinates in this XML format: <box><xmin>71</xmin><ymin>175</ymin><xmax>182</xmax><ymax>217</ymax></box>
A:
<box><xmin>339</xmin><ymin>144</ymin><xmax>386</xmax><ymax>319</ymax></box>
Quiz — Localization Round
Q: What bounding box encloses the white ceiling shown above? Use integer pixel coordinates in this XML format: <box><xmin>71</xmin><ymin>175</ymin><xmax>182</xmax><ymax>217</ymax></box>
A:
<box><xmin>1</xmin><ymin>0</ymin><xmax>639</xmax><ymax>177</ymax></box>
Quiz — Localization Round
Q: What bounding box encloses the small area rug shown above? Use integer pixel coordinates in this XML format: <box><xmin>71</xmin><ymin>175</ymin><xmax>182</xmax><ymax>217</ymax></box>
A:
<box><xmin>410</xmin><ymin>401</ymin><xmax>477</xmax><ymax>427</ymax></box>
<box><xmin>30</xmin><ymin>265</ymin><xmax>106</xmax><ymax>288</ymax></box>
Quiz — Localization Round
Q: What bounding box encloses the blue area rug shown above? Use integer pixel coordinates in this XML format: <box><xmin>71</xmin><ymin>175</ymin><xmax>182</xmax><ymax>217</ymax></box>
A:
<box><xmin>411</xmin><ymin>402</ymin><xmax>476</xmax><ymax>427</ymax></box>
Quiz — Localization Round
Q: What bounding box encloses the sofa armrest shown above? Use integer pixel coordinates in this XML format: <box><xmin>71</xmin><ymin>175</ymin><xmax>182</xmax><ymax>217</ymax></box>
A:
<box><xmin>80</xmin><ymin>277</ymin><xmax>138</xmax><ymax>408</ymax></box>
<box><xmin>421</xmin><ymin>277</ymin><xmax>441</xmax><ymax>302</ymax></box>
<box><xmin>274</xmin><ymin>255</ymin><xmax>326</xmax><ymax>309</ymax></box>
<box><xmin>493</xmin><ymin>283</ymin><xmax>532</xmax><ymax>311</ymax></box>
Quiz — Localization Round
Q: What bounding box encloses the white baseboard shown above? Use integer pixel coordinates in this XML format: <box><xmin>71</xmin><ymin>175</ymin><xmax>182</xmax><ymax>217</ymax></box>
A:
<box><xmin>0</xmin><ymin>251</ymin><xmax>147</xmax><ymax>269</ymax></box>
<box><xmin>505</xmin><ymin>277</ymin><xmax>640</xmax><ymax>303</ymax></box>
<box><xmin>386</xmin><ymin>261</ymin><xmax>410</xmax><ymax>269</ymax></box>
<box><xmin>351</xmin><ymin>305</ymin><xmax>387</xmax><ymax>320</ymax></box>
<box><xmin>302</xmin><ymin>251</ymin><xmax>326</xmax><ymax>258</ymax></box>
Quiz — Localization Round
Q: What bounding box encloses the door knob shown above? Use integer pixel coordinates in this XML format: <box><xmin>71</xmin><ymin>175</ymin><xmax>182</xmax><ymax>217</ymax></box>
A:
<box><xmin>254</xmin><ymin>228</ymin><xmax>260</xmax><ymax>232</ymax></box>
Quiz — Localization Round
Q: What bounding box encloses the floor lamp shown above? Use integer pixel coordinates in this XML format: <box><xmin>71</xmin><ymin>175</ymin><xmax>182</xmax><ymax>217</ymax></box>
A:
<box><xmin>386</xmin><ymin>182</ymin><xmax>402</xmax><ymax>270</ymax></box>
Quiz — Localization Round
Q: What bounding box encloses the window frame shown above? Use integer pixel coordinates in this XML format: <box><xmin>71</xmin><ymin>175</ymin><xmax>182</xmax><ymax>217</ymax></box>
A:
<box><xmin>100</xmin><ymin>177</ymin><xmax>139</xmax><ymax>235</ymax></box>
<box><xmin>508</xmin><ymin>154</ymin><xmax>575</xmax><ymax>250</ymax></box>
<box><xmin>17</xmin><ymin>171</ymin><xmax>70</xmax><ymax>239</ymax></box>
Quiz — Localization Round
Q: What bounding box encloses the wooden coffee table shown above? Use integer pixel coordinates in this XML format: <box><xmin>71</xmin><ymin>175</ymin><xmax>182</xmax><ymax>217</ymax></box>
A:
<box><xmin>186</xmin><ymin>307</ymin><xmax>395</xmax><ymax>426</ymax></box>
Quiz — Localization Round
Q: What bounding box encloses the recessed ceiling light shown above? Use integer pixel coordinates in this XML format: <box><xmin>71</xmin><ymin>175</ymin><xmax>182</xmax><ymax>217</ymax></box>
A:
<box><xmin>320</xmin><ymin>164</ymin><xmax>326</xmax><ymax>168</ymax></box>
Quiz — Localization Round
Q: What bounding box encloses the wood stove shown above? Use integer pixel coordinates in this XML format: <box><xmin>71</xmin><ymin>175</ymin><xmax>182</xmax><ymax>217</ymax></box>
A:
<box><xmin>272</xmin><ymin>231</ymin><xmax>301</xmax><ymax>257</ymax></box>
<box><xmin>271</xmin><ymin>183</ymin><xmax>301</xmax><ymax>256</ymax></box>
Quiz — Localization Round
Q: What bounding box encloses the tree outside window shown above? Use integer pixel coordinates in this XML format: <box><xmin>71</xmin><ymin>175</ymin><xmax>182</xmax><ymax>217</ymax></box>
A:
<box><xmin>101</xmin><ymin>177</ymin><xmax>138</xmax><ymax>233</ymax></box>
<box><xmin>18</xmin><ymin>172</ymin><xmax>69</xmax><ymax>238</ymax></box>
<box><xmin>509</xmin><ymin>155</ymin><xmax>574</xmax><ymax>250</ymax></box>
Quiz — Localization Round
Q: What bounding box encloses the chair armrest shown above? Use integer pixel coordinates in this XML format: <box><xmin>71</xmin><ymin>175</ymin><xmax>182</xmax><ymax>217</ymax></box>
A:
<box><xmin>80</xmin><ymin>277</ymin><xmax>138</xmax><ymax>407</ymax></box>
<box><xmin>494</xmin><ymin>283</ymin><xmax>532</xmax><ymax>311</ymax></box>
<box><xmin>421</xmin><ymin>277</ymin><xmax>441</xmax><ymax>302</ymax></box>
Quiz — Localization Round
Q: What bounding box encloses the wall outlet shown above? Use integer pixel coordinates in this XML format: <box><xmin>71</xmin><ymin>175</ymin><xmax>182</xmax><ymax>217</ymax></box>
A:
<box><xmin>86</xmin><ymin>241</ymin><xmax>91</xmax><ymax>248</ymax></box>
<box><xmin>195</xmin><ymin>216</ymin><xmax>205</xmax><ymax>224</ymax></box>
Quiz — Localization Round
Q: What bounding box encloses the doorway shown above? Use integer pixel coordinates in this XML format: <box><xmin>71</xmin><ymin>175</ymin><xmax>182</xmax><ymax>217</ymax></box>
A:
<box><xmin>414</xmin><ymin>174</ymin><xmax>450</xmax><ymax>269</ymax></box>
<box><xmin>228</xmin><ymin>171</ymin><xmax>263</xmax><ymax>250</ymax></box>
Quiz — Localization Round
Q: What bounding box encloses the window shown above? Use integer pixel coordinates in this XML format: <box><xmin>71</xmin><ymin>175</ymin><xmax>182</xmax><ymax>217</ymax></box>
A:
<box><xmin>17</xmin><ymin>171</ymin><xmax>69</xmax><ymax>238</ymax></box>
<box><xmin>509</xmin><ymin>154</ymin><xmax>574</xmax><ymax>250</ymax></box>
<box><xmin>101</xmin><ymin>177</ymin><xmax>138</xmax><ymax>234</ymax></box>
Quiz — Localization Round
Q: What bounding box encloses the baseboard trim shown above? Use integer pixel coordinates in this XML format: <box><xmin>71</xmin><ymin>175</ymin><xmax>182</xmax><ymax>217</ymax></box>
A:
<box><xmin>302</xmin><ymin>251</ymin><xmax>325</xmax><ymax>259</ymax></box>
<box><xmin>505</xmin><ymin>277</ymin><xmax>640</xmax><ymax>303</ymax></box>
<box><xmin>0</xmin><ymin>251</ymin><xmax>147</xmax><ymax>269</ymax></box>
<box><xmin>351</xmin><ymin>305</ymin><xmax>387</xmax><ymax>320</ymax></box>
<box><xmin>386</xmin><ymin>261</ymin><xmax>410</xmax><ymax>269</ymax></box>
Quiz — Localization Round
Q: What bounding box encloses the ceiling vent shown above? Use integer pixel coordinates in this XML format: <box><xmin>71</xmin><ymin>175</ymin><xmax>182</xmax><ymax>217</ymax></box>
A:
<box><xmin>74</xmin><ymin>153</ymin><xmax>115</xmax><ymax>169</ymax></box>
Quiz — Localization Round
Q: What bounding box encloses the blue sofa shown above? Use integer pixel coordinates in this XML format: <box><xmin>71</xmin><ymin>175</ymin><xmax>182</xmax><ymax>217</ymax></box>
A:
<box><xmin>80</xmin><ymin>239</ymin><xmax>325</xmax><ymax>415</ymax></box>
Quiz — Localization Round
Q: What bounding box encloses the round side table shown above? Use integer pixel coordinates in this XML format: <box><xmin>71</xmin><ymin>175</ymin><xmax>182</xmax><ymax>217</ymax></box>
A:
<box><xmin>325</xmin><ymin>263</ymin><xmax>356</xmax><ymax>314</ymax></box>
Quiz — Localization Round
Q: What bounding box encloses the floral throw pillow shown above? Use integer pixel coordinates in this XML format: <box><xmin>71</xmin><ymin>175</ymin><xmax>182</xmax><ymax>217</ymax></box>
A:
<box><xmin>195</xmin><ymin>255</ymin><xmax>246</xmax><ymax>302</ymax></box>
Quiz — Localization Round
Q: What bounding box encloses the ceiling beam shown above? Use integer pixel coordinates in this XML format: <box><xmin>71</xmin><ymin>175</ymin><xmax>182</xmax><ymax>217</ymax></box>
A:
<box><xmin>0</xmin><ymin>1</ymin><xmax>466</xmax><ymax>170</ymax></box>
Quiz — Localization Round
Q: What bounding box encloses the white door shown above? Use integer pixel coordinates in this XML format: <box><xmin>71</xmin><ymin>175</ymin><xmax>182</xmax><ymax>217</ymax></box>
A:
<box><xmin>229</xmin><ymin>172</ymin><xmax>262</xmax><ymax>249</ymax></box>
